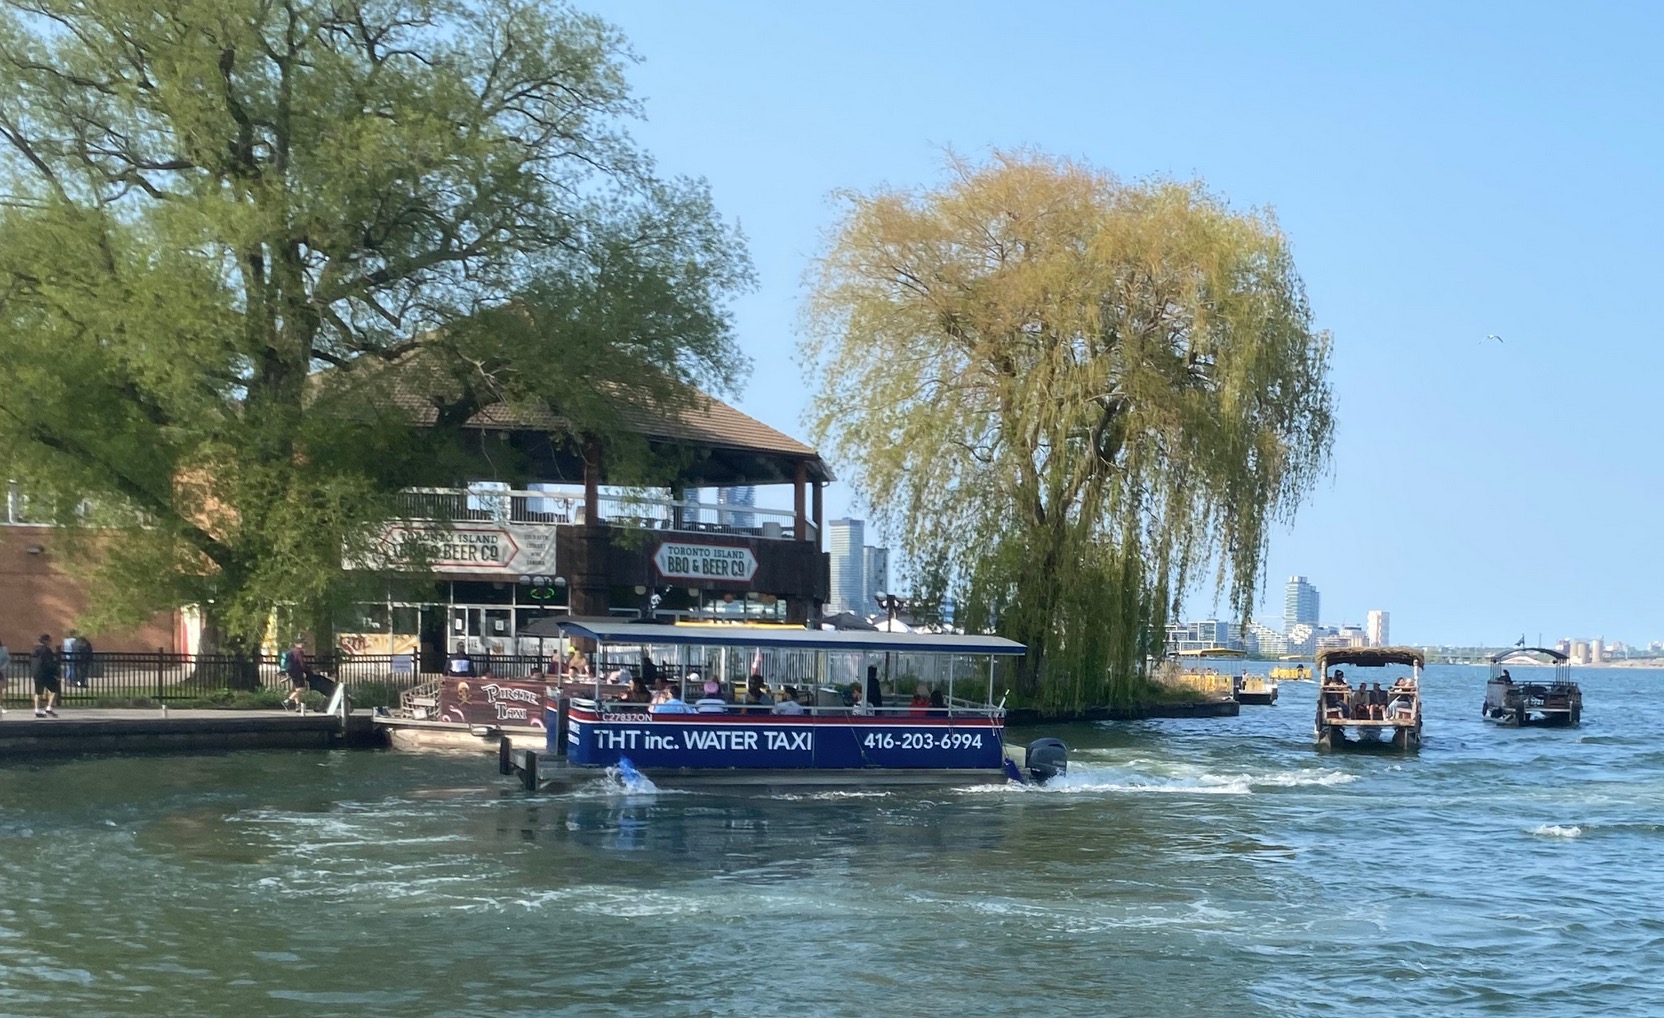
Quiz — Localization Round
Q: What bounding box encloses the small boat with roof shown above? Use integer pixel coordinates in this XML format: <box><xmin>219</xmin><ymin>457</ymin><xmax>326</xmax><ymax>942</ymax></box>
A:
<box><xmin>1484</xmin><ymin>647</ymin><xmax>1581</xmax><ymax>727</ymax></box>
<box><xmin>1314</xmin><ymin>647</ymin><xmax>1423</xmax><ymax>750</ymax></box>
<box><xmin>494</xmin><ymin>618</ymin><xmax>1067</xmax><ymax>789</ymax></box>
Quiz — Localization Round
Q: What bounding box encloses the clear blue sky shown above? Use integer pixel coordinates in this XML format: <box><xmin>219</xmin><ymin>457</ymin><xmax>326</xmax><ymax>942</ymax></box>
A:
<box><xmin>584</xmin><ymin>0</ymin><xmax>1664</xmax><ymax>647</ymax></box>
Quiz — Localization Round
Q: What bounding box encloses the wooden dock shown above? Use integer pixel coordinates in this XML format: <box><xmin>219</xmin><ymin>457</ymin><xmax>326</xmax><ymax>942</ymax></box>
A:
<box><xmin>0</xmin><ymin>708</ymin><xmax>383</xmax><ymax>757</ymax></box>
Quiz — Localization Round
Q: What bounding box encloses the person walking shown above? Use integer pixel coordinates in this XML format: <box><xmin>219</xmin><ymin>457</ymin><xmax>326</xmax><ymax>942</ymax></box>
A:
<box><xmin>283</xmin><ymin>640</ymin><xmax>309</xmax><ymax>711</ymax></box>
<box><xmin>31</xmin><ymin>633</ymin><xmax>61</xmax><ymax>718</ymax></box>
<box><xmin>0</xmin><ymin>637</ymin><xmax>10</xmax><ymax>716</ymax></box>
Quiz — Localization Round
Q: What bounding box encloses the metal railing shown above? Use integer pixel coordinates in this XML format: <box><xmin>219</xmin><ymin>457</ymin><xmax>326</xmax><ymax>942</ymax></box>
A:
<box><xmin>390</xmin><ymin>487</ymin><xmax>809</xmax><ymax>541</ymax></box>
<box><xmin>0</xmin><ymin>651</ymin><xmax>558</xmax><ymax>705</ymax></box>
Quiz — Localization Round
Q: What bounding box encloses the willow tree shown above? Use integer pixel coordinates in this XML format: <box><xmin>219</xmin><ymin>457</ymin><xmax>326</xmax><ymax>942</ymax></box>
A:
<box><xmin>0</xmin><ymin>0</ymin><xmax>749</xmax><ymax>651</ymax></box>
<box><xmin>803</xmin><ymin>152</ymin><xmax>1334</xmax><ymax>711</ymax></box>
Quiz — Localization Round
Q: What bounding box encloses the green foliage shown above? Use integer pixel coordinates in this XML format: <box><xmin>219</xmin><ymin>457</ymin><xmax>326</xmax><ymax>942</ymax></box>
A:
<box><xmin>0</xmin><ymin>0</ymin><xmax>751</xmax><ymax>647</ymax></box>
<box><xmin>804</xmin><ymin>151</ymin><xmax>1334</xmax><ymax>712</ymax></box>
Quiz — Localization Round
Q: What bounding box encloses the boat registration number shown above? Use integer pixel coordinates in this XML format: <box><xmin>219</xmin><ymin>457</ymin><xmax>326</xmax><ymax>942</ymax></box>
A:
<box><xmin>863</xmin><ymin>731</ymin><xmax>984</xmax><ymax>750</ymax></box>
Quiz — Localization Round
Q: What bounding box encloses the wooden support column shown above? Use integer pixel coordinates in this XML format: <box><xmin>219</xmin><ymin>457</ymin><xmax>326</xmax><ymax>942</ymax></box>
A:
<box><xmin>793</xmin><ymin>460</ymin><xmax>808</xmax><ymax>541</ymax></box>
<box><xmin>811</xmin><ymin>478</ymin><xmax>824</xmax><ymax>550</ymax></box>
<box><xmin>583</xmin><ymin>434</ymin><xmax>602</xmax><ymax>523</ymax></box>
<box><xmin>572</xmin><ymin>434</ymin><xmax>610</xmax><ymax>617</ymax></box>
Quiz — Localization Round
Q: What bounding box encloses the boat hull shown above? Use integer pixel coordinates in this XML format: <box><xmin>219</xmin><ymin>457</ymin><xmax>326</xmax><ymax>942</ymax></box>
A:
<box><xmin>1483</xmin><ymin>680</ymin><xmax>1581</xmax><ymax>728</ymax></box>
<box><xmin>1315</xmin><ymin>721</ymin><xmax>1420</xmax><ymax>751</ymax></box>
<box><xmin>378</xmin><ymin>717</ymin><xmax>543</xmax><ymax>753</ymax></box>
<box><xmin>558</xmin><ymin>701</ymin><xmax>1006</xmax><ymax>774</ymax></box>
<box><xmin>1235</xmin><ymin>691</ymin><xmax>1278</xmax><ymax>706</ymax></box>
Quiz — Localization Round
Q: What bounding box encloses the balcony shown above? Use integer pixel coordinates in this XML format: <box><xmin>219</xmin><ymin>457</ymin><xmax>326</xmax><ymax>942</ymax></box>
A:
<box><xmin>391</xmin><ymin>487</ymin><xmax>815</xmax><ymax>542</ymax></box>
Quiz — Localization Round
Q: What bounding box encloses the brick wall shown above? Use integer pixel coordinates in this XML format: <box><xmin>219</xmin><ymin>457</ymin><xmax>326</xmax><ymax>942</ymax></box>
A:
<box><xmin>0</xmin><ymin>526</ymin><xmax>179</xmax><ymax>652</ymax></box>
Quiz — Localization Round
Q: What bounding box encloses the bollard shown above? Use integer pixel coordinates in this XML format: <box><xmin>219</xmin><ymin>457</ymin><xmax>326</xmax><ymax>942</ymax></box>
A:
<box><xmin>521</xmin><ymin>749</ymin><xmax>538</xmax><ymax>792</ymax></box>
<box><xmin>498</xmin><ymin>735</ymin><xmax>513</xmax><ymax>775</ymax></box>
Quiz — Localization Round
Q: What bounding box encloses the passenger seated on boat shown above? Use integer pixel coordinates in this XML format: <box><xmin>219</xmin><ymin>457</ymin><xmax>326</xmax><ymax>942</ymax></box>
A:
<box><xmin>929</xmin><ymin>688</ymin><xmax>946</xmax><ymax>710</ymax></box>
<box><xmin>1350</xmin><ymin>684</ymin><xmax>1371</xmax><ymax>720</ymax></box>
<box><xmin>618</xmin><ymin>675</ymin><xmax>652</xmax><ymax>704</ymax></box>
<box><xmin>649</xmin><ymin>687</ymin><xmax>693</xmax><ymax>714</ymax></box>
<box><xmin>1497</xmin><ymin>669</ymin><xmax>1512</xmax><ymax>684</ymax></box>
<box><xmin>694</xmin><ymin>676</ymin><xmax>728</xmax><ymax>713</ymax></box>
<box><xmin>844</xmin><ymin>682</ymin><xmax>862</xmax><ymax>708</ymax></box>
<box><xmin>743</xmin><ymin>674</ymin><xmax>774</xmax><ymax>709</ymax></box>
<box><xmin>865</xmin><ymin>666</ymin><xmax>884</xmax><ymax>710</ymax></box>
<box><xmin>910</xmin><ymin>687</ymin><xmax>932</xmax><ymax>716</ymax></box>
<box><xmin>772</xmin><ymin>685</ymin><xmax>807</xmax><ymax>715</ymax></box>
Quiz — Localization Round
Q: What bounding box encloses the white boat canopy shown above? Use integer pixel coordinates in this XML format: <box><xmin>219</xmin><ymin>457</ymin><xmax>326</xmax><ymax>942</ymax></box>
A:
<box><xmin>529</xmin><ymin>617</ymin><xmax>1026</xmax><ymax>656</ymax></box>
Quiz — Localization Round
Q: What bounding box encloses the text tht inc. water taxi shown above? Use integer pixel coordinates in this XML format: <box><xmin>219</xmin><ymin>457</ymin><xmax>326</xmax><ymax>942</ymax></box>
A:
<box><xmin>498</xmin><ymin>618</ymin><xmax>1066</xmax><ymax>789</ymax></box>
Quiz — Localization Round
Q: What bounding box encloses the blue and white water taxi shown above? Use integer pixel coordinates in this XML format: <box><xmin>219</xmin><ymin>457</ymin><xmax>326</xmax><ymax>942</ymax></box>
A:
<box><xmin>498</xmin><ymin>618</ymin><xmax>1065</xmax><ymax>788</ymax></box>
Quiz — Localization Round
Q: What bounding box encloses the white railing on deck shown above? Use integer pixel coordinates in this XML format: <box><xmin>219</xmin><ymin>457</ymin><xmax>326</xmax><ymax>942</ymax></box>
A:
<box><xmin>392</xmin><ymin>488</ymin><xmax>810</xmax><ymax>541</ymax></box>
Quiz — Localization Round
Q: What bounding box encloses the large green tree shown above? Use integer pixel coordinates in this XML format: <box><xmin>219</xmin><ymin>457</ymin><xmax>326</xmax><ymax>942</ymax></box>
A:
<box><xmin>0</xmin><ymin>0</ymin><xmax>750</xmax><ymax>649</ymax></box>
<box><xmin>803</xmin><ymin>152</ymin><xmax>1334</xmax><ymax>711</ymax></box>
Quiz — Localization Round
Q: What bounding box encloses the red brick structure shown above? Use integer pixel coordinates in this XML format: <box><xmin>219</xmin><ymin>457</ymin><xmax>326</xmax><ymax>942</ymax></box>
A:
<box><xmin>0</xmin><ymin>525</ymin><xmax>181</xmax><ymax>652</ymax></box>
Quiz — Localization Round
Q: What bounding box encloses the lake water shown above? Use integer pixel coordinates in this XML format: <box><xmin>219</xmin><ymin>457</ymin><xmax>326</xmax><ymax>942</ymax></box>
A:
<box><xmin>3</xmin><ymin>664</ymin><xmax>1661</xmax><ymax>1016</ymax></box>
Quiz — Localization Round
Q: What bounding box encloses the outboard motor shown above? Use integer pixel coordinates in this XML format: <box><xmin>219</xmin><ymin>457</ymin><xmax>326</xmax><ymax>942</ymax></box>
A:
<box><xmin>1025</xmin><ymin>737</ymin><xmax>1068</xmax><ymax>784</ymax></box>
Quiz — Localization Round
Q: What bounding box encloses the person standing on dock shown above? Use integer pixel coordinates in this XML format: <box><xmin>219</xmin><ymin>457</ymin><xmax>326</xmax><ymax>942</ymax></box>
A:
<box><xmin>0</xmin><ymin>638</ymin><xmax>10</xmax><ymax>716</ymax></box>
<box><xmin>31</xmin><ymin>633</ymin><xmax>60</xmax><ymax>718</ymax></box>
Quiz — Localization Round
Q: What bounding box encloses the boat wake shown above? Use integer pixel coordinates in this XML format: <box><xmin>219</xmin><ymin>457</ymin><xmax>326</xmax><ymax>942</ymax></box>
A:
<box><xmin>968</xmin><ymin>763</ymin><xmax>1357</xmax><ymax>796</ymax></box>
<box><xmin>1527</xmin><ymin>824</ymin><xmax>1584</xmax><ymax>838</ymax></box>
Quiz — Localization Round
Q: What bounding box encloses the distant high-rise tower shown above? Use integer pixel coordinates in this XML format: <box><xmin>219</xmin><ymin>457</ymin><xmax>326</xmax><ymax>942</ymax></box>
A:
<box><xmin>1366</xmin><ymin>610</ymin><xmax>1389</xmax><ymax>647</ymax></box>
<box><xmin>827</xmin><ymin>519</ymin><xmax>864</xmax><ymax>614</ymax></box>
<box><xmin>1284</xmin><ymin>576</ymin><xmax>1320</xmax><ymax>633</ymax></box>
<box><xmin>715</xmin><ymin>486</ymin><xmax>756</xmax><ymax>529</ymax></box>
<box><xmin>862</xmin><ymin>546</ymin><xmax>889</xmax><ymax>614</ymax></box>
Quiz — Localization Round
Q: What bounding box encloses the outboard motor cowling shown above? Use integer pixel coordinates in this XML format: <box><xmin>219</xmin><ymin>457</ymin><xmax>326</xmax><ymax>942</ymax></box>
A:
<box><xmin>1025</xmin><ymin>737</ymin><xmax>1068</xmax><ymax>784</ymax></box>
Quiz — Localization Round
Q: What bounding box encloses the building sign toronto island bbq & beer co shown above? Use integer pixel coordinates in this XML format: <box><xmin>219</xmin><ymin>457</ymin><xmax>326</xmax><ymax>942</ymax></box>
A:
<box><xmin>653</xmin><ymin>541</ymin><xmax>758</xmax><ymax>583</ymax></box>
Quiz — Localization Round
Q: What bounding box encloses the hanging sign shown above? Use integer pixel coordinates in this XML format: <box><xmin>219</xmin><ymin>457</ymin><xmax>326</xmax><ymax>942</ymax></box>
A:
<box><xmin>653</xmin><ymin>541</ymin><xmax>758</xmax><ymax>583</ymax></box>
<box><xmin>354</xmin><ymin>522</ymin><xmax>556</xmax><ymax>577</ymax></box>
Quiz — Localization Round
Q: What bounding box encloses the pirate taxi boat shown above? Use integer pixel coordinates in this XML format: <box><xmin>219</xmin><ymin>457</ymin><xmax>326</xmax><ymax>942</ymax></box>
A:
<box><xmin>496</xmin><ymin>618</ymin><xmax>1065</xmax><ymax>789</ymax></box>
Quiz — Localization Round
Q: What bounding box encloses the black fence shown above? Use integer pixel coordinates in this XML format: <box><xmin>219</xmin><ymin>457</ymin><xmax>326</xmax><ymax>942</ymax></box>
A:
<box><xmin>0</xmin><ymin>651</ymin><xmax>556</xmax><ymax>704</ymax></box>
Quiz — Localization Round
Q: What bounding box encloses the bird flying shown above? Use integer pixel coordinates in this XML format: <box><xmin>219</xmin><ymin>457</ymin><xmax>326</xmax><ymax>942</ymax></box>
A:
<box><xmin>1485</xmin><ymin>334</ymin><xmax>1504</xmax><ymax>343</ymax></box>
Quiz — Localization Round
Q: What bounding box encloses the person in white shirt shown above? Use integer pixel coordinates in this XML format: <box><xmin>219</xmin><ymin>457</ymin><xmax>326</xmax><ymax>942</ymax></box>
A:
<box><xmin>649</xmin><ymin>687</ymin><xmax>694</xmax><ymax>714</ymax></box>
<box><xmin>771</xmin><ymin>685</ymin><xmax>806</xmax><ymax>716</ymax></box>
<box><xmin>694</xmin><ymin>674</ymin><xmax>727</xmax><ymax>713</ymax></box>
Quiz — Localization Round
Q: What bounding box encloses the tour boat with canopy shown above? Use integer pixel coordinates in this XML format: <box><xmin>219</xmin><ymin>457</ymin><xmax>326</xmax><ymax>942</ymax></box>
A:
<box><xmin>1314</xmin><ymin>647</ymin><xmax>1423</xmax><ymax>750</ymax></box>
<box><xmin>1484</xmin><ymin>647</ymin><xmax>1582</xmax><ymax>727</ymax></box>
<box><xmin>500</xmin><ymin>618</ymin><xmax>1065</xmax><ymax>787</ymax></box>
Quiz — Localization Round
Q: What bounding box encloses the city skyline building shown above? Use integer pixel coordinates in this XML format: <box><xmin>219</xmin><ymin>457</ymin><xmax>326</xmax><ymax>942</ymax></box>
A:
<box><xmin>1284</xmin><ymin>575</ymin><xmax>1320</xmax><ymax>633</ymax></box>
<box><xmin>715</xmin><ymin>486</ymin><xmax>756</xmax><ymax>529</ymax></box>
<box><xmin>1366</xmin><ymin>610</ymin><xmax>1390</xmax><ymax>647</ymax></box>
<box><xmin>862</xmin><ymin>545</ymin><xmax>889</xmax><ymax>615</ymax></box>
<box><xmin>827</xmin><ymin>518</ymin><xmax>864</xmax><ymax>614</ymax></box>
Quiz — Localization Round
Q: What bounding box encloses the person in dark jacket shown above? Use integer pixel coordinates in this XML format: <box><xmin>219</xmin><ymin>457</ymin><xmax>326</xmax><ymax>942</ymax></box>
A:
<box><xmin>31</xmin><ymin>633</ymin><xmax>60</xmax><ymax>717</ymax></box>
<box><xmin>72</xmin><ymin>634</ymin><xmax>93</xmax><ymax>688</ymax></box>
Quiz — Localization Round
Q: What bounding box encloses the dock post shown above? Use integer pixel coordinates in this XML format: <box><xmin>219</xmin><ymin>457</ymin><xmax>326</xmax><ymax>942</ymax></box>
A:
<box><xmin>499</xmin><ymin>735</ymin><xmax>513</xmax><ymax>775</ymax></box>
<box><xmin>521</xmin><ymin>749</ymin><xmax>539</xmax><ymax>792</ymax></box>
